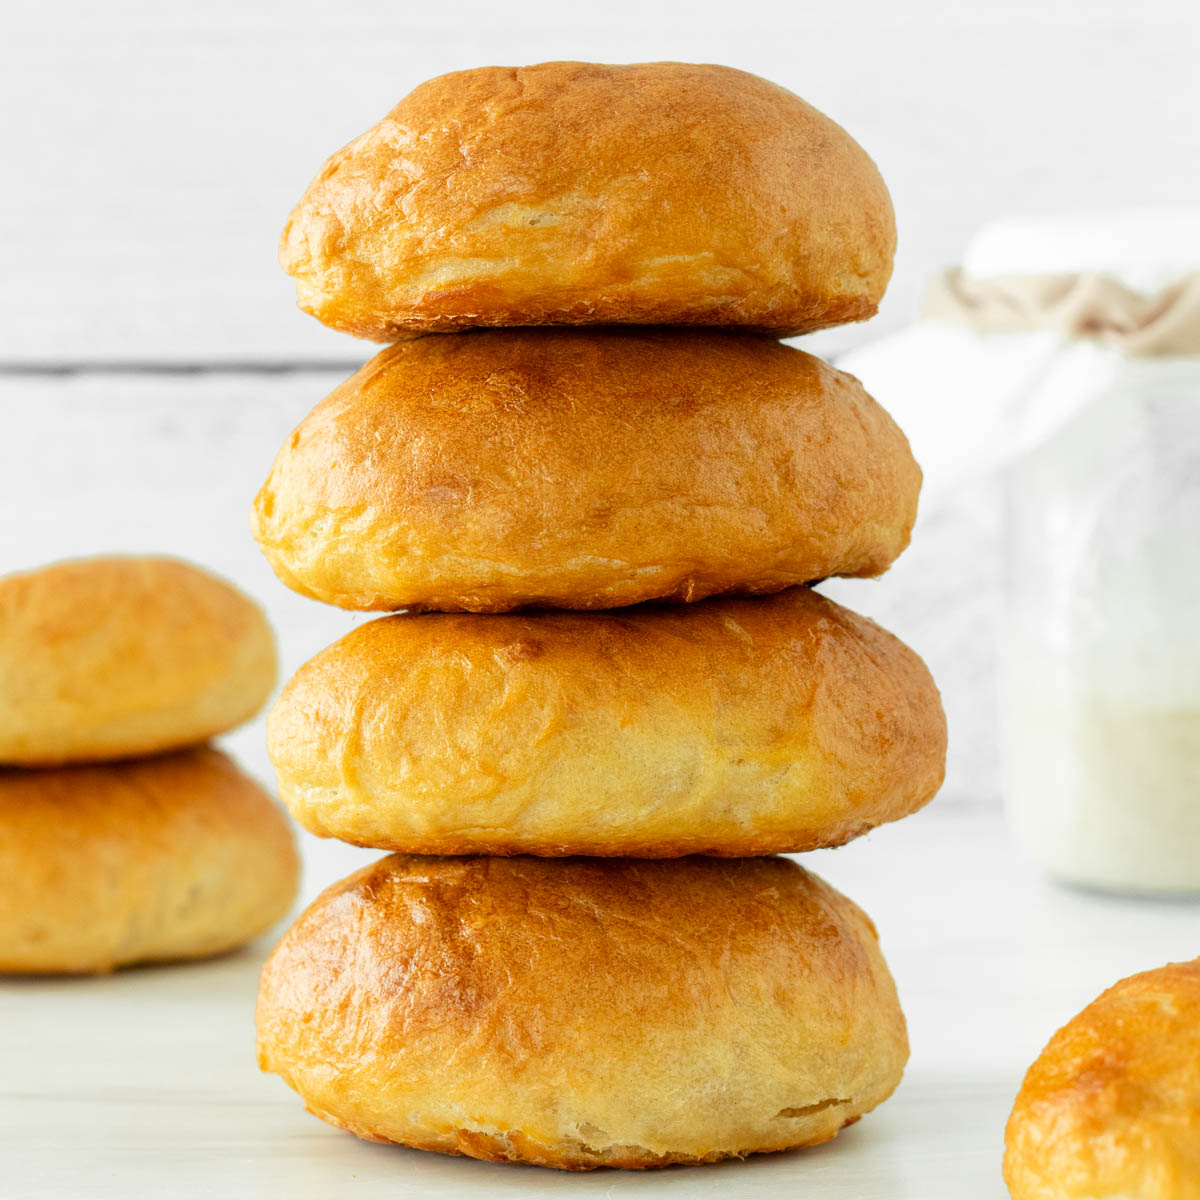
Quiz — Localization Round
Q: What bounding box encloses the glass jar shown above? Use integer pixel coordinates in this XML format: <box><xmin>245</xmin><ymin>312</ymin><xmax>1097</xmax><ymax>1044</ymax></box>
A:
<box><xmin>1003</xmin><ymin>355</ymin><xmax>1200</xmax><ymax>893</ymax></box>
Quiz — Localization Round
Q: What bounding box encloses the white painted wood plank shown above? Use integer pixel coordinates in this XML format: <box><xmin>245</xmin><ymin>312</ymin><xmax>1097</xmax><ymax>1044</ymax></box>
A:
<box><xmin>2</xmin><ymin>810</ymin><xmax>1197</xmax><ymax>1197</ymax></box>
<box><xmin>3</xmin><ymin>1</ymin><xmax>1197</xmax><ymax>363</ymax></box>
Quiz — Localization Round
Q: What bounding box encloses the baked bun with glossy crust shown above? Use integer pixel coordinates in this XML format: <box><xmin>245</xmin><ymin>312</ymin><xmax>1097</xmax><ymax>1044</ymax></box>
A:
<box><xmin>1004</xmin><ymin>959</ymin><xmax>1200</xmax><ymax>1199</ymax></box>
<box><xmin>257</xmin><ymin>853</ymin><xmax>908</xmax><ymax>1169</ymax></box>
<box><xmin>251</xmin><ymin>329</ymin><xmax>920</xmax><ymax>613</ymax></box>
<box><xmin>267</xmin><ymin>587</ymin><xmax>945</xmax><ymax>856</ymax></box>
<box><xmin>0</xmin><ymin>748</ymin><xmax>299</xmax><ymax>974</ymax></box>
<box><xmin>0</xmin><ymin>556</ymin><xmax>277</xmax><ymax>765</ymax></box>
<box><xmin>280</xmin><ymin>61</ymin><xmax>895</xmax><ymax>340</ymax></box>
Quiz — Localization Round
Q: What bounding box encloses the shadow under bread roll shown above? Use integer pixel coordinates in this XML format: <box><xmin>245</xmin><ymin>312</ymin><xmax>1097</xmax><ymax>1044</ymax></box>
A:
<box><xmin>0</xmin><ymin>748</ymin><xmax>299</xmax><ymax>974</ymax></box>
<box><xmin>266</xmin><ymin>586</ymin><xmax>946</xmax><ymax>856</ymax></box>
<box><xmin>257</xmin><ymin>854</ymin><xmax>908</xmax><ymax>1169</ymax></box>
<box><xmin>251</xmin><ymin>329</ymin><xmax>921</xmax><ymax>613</ymax></box>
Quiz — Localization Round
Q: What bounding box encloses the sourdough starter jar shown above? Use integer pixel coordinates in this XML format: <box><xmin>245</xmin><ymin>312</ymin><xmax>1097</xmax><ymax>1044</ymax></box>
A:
<box><xmin>1003</xmin><ymin>354</ymin><xmax>1200</xmax><ymax>893</ymax></box>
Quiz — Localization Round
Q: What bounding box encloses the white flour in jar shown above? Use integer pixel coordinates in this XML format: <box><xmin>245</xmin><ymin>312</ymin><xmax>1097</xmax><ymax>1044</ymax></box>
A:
<box><xmin>1005</xmin><ymin>667</ymin><xmax>1200</xmax><ymax>893</ymax></box>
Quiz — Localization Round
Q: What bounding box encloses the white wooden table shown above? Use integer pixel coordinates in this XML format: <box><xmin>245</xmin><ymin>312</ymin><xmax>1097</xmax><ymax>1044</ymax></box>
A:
<box><xmin>4</xmin><ymin>809</ymin><xmax>1198</xmax><ymax>1197</ymax></box>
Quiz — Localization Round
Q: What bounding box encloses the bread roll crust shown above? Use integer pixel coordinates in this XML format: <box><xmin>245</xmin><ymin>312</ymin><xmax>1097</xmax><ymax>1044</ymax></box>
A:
<box><xmin>280</xmin><ymin>62</ymin><xmax>895</xmax><ymax>340</ymax></box>
<box><xmin>267</xmin><ymin>587</ymin><xmax>946</xmax><ymax>855</ymax></box>
<box><xmin>1004</xmin><ymin>959</ymin><xmax>1200</xmax><ymax>1200</ymax></box>
<box><xmin>0</xmin><ymin>556</ymin><xmax>277</xmax><ymax>765</ymax></box>
<box><xmin>0</xmin><ymin>748</ymin><xmax>299</xmax><ymax>974</ymax></box>
<box><xmin>251</xmin><ymin>329</ymin><xmax>920</xmax><ymax>613</ymax></box>
<box><xmin>257</xmin><ymin>854</ymin><xmax>908</xmax><ymax>1169</ymax></box>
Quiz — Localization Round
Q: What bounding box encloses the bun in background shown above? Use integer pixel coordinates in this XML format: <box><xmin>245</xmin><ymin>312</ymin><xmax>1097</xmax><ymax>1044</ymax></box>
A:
<box><xmin>1004</xmin><ymin>959</ymin><xmax>1200</xmax><ymax>1199</ymax></box>
<box><xmin>0</xmin><ymin>748</ymin><xmax>298</xmax><ymax>973</ymax></box>
<box><xmin>0</xmin><ymin>556</ymin><xmax>277</xmax><ymax>764</ymax></box>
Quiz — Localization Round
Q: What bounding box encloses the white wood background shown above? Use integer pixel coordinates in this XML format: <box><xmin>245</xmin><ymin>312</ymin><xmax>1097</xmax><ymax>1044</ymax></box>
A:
<box><xmin>3</xmin><ymin>0</ymin><xmax>1198</xmax><ymax>365</ymax></box>
<box><xmin>2</xmin><ymin>4</ymin><xmax>1199</xmax><ymax>1196</ymax></box>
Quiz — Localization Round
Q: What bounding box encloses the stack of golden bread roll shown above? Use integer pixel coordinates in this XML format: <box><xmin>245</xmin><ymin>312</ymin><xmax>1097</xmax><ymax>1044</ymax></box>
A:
<box><xmin>0</xmin><ymin>556</ymin><xmax>298</xmax><ymax>974</ymax></box>
<box><xmin>253</xmin><ymin>61</ymin><xmax>947</xmax><ymax>1170</ymax></box>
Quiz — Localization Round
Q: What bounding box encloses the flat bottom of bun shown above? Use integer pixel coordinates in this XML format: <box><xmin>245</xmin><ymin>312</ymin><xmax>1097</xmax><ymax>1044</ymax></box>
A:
<box><xmin>0</xmin><ymin>941</ymin><xmax>246</xmax><ymax>977</ymax></box>
<box><xmin>308</xmin><ymin>1103</ymin><xmax>861</xmax><ymax>1171</ymax></box>
<box><xmin>323</xmin><ymin>823</ymin><xmax>876</xmax><ymax>858</ymax></box>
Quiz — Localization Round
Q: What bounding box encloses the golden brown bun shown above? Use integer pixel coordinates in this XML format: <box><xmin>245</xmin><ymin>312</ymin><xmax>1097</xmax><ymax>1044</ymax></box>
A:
<box><xmin>257</xmin><ymin>854</ymin><xmax>908</xmax><ymax>1169</ymax></box>
<box><xmin>280</xmin><ymin>62</ymin><xmax>895</xmax><ymax>341</ymax></box>
<box><xmin>267</xmin><ymin>587</ymin><xmax>945</xmax><ymax>856</ymax></box>
<box><xmin>0</xmin><ymin>748</ymin><xmax>299</xmax><ymax>974</ymax></box>
<box><xmin>1004</xmin><ymin>959</ymin><xmax>1200</xmax><ymax>1199</ymax></box>
<box><xmin>0</xmin><ymin>556</ymin><xmax>277</xmax><ymax>765</ymax></box>
<box><xmin>251</xmin><ymin>330</ymin><xmax>920</xmax><ymax>613</ymax></box>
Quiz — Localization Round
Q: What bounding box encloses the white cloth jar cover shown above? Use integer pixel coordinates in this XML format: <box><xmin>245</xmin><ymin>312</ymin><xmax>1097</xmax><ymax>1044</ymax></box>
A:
<box><xmin>821</xmin><ymin>210</ymin><xmax>1200</xmax><ymax>893</ymax></box>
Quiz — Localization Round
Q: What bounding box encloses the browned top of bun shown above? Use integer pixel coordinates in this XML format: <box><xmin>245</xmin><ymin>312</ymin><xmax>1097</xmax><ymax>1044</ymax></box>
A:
<box><xmin>280</xmin><ymin>62</ymin><xmax>895</xmax><ymax>340</ymax></box>
<box><xmin>0</xmin><ymin>556</ymin><xmax>277</xmax><ymax>764</ymax></box>
<box><xmin>1004</xmin><ymin>959</ymin><xmax>1200</xmax><ymax>1200</ymax></box>
<box><xmin>251</xmin><ymin>329</ymin><xmax>920</xmax><ymax>613</ymax></box>
<box><xmin>257</xmin><ymin>854</ymin><xmax>908</xmax><ymax>1168</ymax></box>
